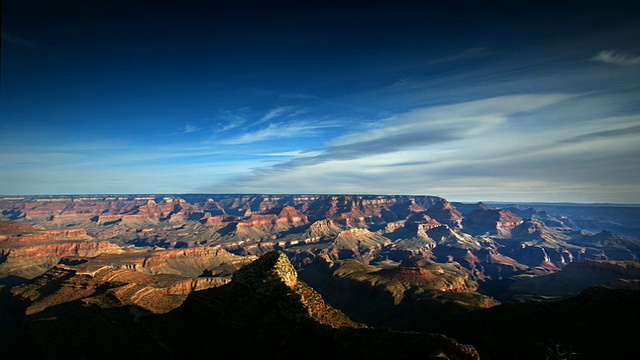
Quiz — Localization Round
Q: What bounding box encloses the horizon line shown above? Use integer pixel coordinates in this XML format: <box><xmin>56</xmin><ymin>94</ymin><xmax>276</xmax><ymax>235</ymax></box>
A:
<box><xmin>1</xmin><ymin>193</ymin><xmax>639</xmax><ymax>207</ymax></box>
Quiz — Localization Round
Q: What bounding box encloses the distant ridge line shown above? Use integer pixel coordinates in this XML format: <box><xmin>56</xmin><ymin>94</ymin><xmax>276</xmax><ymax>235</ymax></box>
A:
<box><xmin>1</xmin><ymin>194</ymin><xmax>639</xmax><ymax>207</ymax></box>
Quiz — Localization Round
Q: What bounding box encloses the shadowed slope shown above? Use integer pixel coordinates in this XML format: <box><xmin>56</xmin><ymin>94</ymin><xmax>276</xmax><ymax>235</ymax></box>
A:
<box><xmin>10</xmin><ymin>250</ymin><xmax>479</xmax><ymax>360</ymax></box>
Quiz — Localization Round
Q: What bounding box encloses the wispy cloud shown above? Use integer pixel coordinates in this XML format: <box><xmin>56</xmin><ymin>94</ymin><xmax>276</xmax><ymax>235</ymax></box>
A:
<box><xmin>183</xmin><ymin>124</ymin><xmax>201</xmax><ymax>133</ymax></box>
<box><xmin>255</xmin><ymin>150</ymin><xmax>311</xmax><ymax>157</ymax></box>
<box><xmin>593</xmin><ymin>50</ymin><xmax>640</xmax><ymax>66</ymax></box>
<box><xmin>221</xmin><ymin>120</ymin><xmax>340</xmax><ymax>145</ymax></box>
<box><xmin>258</xmin><ymin>106</ymin><xmax>297</xmax><ymax>124</ymax></box>
<box><xmin>565</xmin><ymin>124</ymin><xmax>640</xmax><ymax>143</ymax></box>
<box><xmin>266</xmin><ymin>94</ymin><xmax>572</xmax><ymax>168</ymax></box>
<box><xmin>216</xmin><ymin>108</ymin><xmax>249</xmax><ymax>132</ymax></box>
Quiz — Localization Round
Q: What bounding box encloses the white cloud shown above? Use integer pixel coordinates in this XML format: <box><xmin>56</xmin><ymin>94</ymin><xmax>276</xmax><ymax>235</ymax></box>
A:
<box><xmin>183</xmin><ymin>124</ymin><xmax>201</xmax><ymax>133</ymax></box>
<box><xmin>284</xmin><ymin>94</ymin><xmax>573</xmax><ymax>164</ymax></box>
<box><xmin>216</xmin><ymin>108</ymin><xmax>250</xmax><ymax>132</ymax></box>
<box><xmin>221</xmin><ymin>121</ymin><xmax>339</xmax><ymax>145</ymax></box>
<box><xmin>593</xmin><ymin>50</ymin><xmax>640</xmax><ymax>66</ymax></box>
<box><xmin>254</xmin><ymin>150</ymin><xmax>323</xmax><ymax>157</ymax></box>
<box><xmin>258</xmin><ymin>106</ymin><xmax>296</xmax><ymax>123</ymax></box>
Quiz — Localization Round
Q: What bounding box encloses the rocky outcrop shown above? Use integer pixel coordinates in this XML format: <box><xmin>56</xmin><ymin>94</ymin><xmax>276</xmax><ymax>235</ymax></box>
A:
<box><xmin>106</xmin><ymin>247</ymin><xmax>254</xmax><ymax>276</ymax></box>
<box><xmin>380</xmin><ymin>217</ymin><xmax>439</xmax><ymax>261</ymax></box>
<box><xmin>236</xmin><ymin>205</ymin><xmax>308</xmax><ymax>233</ymax></box>
<box><xmin>492</xmin><ymin>220</ymin><xmax>576</xmax><ymax>268</ymax></box>
<box><xmin>506</xmin><ymin>260</ymin><xmax>640</xmax><ymax>300</ymax></box>
<box><xmin>306</xmin><ymin>218</ymin><xmax>342</xmax><ymax>238</ymax></box>
<box><xmin>462</xmin><ymin>209</ymin><xmax>523</xmax><ymax>237</ymax></box>
<box><xmin>10</xmin><ymin>265</ymin><xmax>226</xmax><ymax>315</ymax></box>
<box><xmin>429</xmin><ymin>225</ymin><xmax>482</xmax><ymax>251</ymax></box>
<box><xmin>160</xmin><ymin>251</ymin><xmax>479</xmax><ymax>359</ymax></box>
<box><xmin>300</xmin><ymin>254</ymin><xmax>493</xmax><ymax>307</ymax></box>
<box><xmin>6</xmin><ymin>250</ymin><xmax>480</xmax><ymax>360</ymax></box>
<box><xmin>405</xmin><ymin>212</ymin><xmax>442</xmax><ymax>231</ymax></box>
<box><xmin>567</xmin><ymin>230</ymin><xmax>640</xmax><ymax>261</ymax></box>
<box><xmin>0</xmin><ymin>225</ymin><xmax>122</xmax><ymax>279</ymax></box>
<box><xmin>233</xmin><ymin>250</ymin><xmax>299</xmax><ymax>293</ymax></box>
<box><xmin>382</xmin><ymin>235</ymin><xmax>437</xmax><ymax>262</ymax></box>
<box><xmin>8</xmin><ymin>247</ymin><xmax>252</xmax><ymax>314</ymax></box>
<box><xmin>425</xmin><ymin>199</ymin><xmax>464</xmax><ymax>229</ymax></box>
<box><xmin>324</xmin><ymin>228</ymin><xmax>392</xmax><ymax>263</ymax></box>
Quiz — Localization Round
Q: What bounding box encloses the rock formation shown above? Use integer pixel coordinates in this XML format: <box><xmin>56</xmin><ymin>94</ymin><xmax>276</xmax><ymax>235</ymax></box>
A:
<box><xmin>3</xmin><ymin>251</ymin><xmax>480</xmax><ymax>360</ymax></box>
<box><xmin>426</xmin><ymin>198</ymin><xmax>464</xmax><ymax>228</ymax></box>
<box><xmin>1</xmin><ymin>195</ymin><xmax>639</xmax><ymax>359</ymax></box>
<box><xmin>462</xmin><ymin>209</ymin><xmax>523</xmax><ymax>237</ymax></box>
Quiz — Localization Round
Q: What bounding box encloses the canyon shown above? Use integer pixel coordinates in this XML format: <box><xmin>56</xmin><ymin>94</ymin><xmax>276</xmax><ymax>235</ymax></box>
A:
<box><xmin>1</xmin><ymin>194</ymin><xmax>638</xmax><ymax>359</ymax></box>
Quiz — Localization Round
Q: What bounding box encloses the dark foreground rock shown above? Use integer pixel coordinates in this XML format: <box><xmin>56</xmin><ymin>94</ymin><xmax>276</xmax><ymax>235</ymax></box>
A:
<box><xmin>2</xmin><ymin>251</ymin><xmax>479</xmax><ymax>360</ymax></box>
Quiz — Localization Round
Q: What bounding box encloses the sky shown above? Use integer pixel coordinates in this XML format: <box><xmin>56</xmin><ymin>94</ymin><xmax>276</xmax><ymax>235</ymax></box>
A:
<box><xmin>1</xmin><ymin>0</ymin><xmax>640</xmax><ymax>203</ymax></box>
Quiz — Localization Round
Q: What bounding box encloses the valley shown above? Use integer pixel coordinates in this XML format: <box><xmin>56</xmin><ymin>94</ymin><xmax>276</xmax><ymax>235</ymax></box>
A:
<box><xmin>1</xmin><ymin>194</ymin><xmax>638</xmax><ymax>359</ymax></box>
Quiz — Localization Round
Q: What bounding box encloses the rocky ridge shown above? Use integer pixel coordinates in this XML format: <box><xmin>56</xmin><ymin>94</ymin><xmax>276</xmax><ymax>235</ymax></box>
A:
<box><xmin>2</xmin><ymin>195</ymin><xmax>638</xmax><ymax>303</ymax></box>
<box><xmin>5</xmin><ymin>250</ymin><xmax>480</xmax><ymax>360</ymax></box>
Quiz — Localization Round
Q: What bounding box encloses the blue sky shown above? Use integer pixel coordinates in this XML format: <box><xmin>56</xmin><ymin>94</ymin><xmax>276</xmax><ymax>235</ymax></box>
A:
<box><xmin>1</xmin><ymin>1</ymin><xmax>640</xmax><ymax>203</ymax></box>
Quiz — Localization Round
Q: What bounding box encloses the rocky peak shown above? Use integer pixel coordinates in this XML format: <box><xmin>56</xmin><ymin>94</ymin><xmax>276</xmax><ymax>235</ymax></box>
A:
<box><xmin>232</xmin><ymin>250</ymin><xmax>298</xmax><ymax>293</ymax></box>
<box><xmin>425</xmin><ymin>199</ymin><xmax>463</xmax><ymax>228</ymax></box>
<box><xmin>511</xmin><ymin>220</ymin><xmax>570</xmax><ymax>242</ymax></box>
<box><xmin>596</xmin><ymin>230</ymin><xmax>617</xmax><ymax>238</ymax></box>
<box><xmin>278</xmin><ymin>205</ymin><xmax>302</xmax><ymax>217</ymax></box>
<box><xmin>405</xmin><ymin>212</ymin><xmax>441</xmax><ymax>231</ymax></box>
<box><xmin>589</xmin><ymin>230</ymin><xmax>627</xmax><ymax>244</ymax></box>
<box><xmin>263</xmin><ymin>205</ymin><xmax>308</xmax><ymax>224</ymax></box>
<box><xmin>462</xmin><ymin>209</ymin><xmax>523</xmax><ymax>236</ymax></box>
